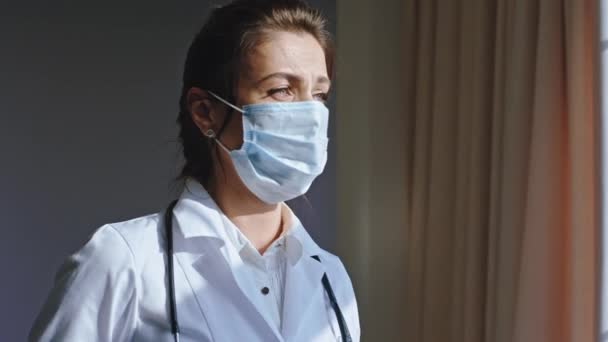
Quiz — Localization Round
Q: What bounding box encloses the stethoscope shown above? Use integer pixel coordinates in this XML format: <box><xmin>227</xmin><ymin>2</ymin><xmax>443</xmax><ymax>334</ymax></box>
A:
<box><xmin>163</xmin><ymin>199</ymin><xmax>352</xmax><ymax>342</ymax></box>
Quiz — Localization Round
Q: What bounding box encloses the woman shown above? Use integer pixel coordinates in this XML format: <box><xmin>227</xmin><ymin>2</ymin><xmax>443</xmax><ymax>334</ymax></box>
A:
<box><xmin>29</xmin><ymin>0</ymin><xmax>360</xmax><ymax>341</ymax></box>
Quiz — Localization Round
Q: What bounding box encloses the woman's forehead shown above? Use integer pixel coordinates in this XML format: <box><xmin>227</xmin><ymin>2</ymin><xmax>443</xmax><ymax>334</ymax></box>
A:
<box><xmin>242</xmin><ymin>31</ymin><xmax>328</xmax><ymax>84</ymax></box>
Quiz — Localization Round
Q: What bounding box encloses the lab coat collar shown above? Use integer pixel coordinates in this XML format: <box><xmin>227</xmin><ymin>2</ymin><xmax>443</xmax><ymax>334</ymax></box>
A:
<box><xmin>178</xmin><ymin>177</ymin><xmax>324</xmax><ymax>259</ymax></box>
<box><xmin>172</xmin><ymin>177</ymin><xmax>327</xmax><ymax>341</ymax></box>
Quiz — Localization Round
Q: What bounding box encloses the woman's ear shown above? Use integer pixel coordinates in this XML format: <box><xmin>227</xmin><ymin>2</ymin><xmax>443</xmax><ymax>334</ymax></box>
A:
<box><xmin>187</xmin><ymin>87</ymin><xmax>221</xmax><ymax>135</ymax></box>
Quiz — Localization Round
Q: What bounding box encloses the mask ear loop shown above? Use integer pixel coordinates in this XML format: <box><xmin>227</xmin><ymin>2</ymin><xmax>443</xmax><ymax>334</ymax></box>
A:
<box><xmin>205</xmin><ymin>128</ymin><xmax>230</xmax><ymax>153</ymax></box>
<box><xmin>205</xmin><ymin>90</ymin><xmax>242</xmax><ymax>182</ymax></box>
<box><xmin>207</xmin><ymin>90</ymin><xmax>244</xmax><ymax>113</ymax></box>
<box><xmin>205</xmin><ymin>90</ymin><xmax>242</xmax><ymax>151</ymax></box>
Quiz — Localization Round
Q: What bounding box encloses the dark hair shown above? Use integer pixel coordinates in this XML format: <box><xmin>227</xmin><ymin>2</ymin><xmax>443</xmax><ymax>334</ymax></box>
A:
<box><xmin>176</xmin><ymin>0</ymin><xmax>334</xmax><ymax>189</ymax></box>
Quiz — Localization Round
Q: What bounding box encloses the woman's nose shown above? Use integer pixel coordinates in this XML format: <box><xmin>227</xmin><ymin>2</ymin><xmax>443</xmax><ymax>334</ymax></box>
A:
<box><xmin>296</xmin><ymin>90</ymin><xmax>314</xmax><ymax>101</ymax></box>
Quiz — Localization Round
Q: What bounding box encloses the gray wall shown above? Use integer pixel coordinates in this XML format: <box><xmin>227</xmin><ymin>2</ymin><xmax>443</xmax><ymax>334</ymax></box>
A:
<box><xmin>0</xmin><ymin>1</ymin><xmax>336</xmax><ymax>340</ymax></box>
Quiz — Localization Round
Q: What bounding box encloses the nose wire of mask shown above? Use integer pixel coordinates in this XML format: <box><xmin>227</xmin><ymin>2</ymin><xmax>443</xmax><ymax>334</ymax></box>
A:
<box><xmin>203</xmin><ymin>89</ymin><xmax>329</xmax><ymax>204</ymax></box>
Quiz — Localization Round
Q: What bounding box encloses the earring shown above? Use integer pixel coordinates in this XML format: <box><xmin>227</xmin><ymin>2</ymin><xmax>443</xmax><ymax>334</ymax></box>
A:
<box><xmin>205</xmin><ymin>129</ymin><xmax>216</xmax><ymax>138</ymax></box>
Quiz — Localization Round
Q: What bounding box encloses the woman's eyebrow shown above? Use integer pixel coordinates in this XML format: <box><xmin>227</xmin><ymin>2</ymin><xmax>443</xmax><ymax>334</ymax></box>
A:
<box><xmin>255</xmin><ymin>72</ymin><xmax>331</xmax><ymax>87</ymax></box>
<box><xmin>254</xmin><ymin>72</ymin><xmax>293</xmax><ymax>86</ymax></box>
<box><xmin>316</xmin><ymin>75</ymin><xmax>331</xmax><ymax>87</ymax></box>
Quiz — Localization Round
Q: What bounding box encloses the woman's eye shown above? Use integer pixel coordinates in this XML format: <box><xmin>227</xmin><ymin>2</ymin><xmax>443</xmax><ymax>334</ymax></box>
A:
<box><xmin>267</xmin><ymin>88</ymin><xmax>328</xmax><ymax>102</ymax></box>
<box><xmin>268</xmin><ymin>87</ymin><xmax>292</xmax><ymax>99</ymax></box>
<box><xmin>313</xmin><ymin>92</ymin><xmax>329</xmax><ymax>102</ymax></box>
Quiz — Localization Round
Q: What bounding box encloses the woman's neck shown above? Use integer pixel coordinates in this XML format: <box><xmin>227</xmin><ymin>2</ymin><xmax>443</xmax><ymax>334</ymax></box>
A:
<box><xmin>207</xmin><ymin>163</ymin><xmax>284</xmax><ymax>255</ymax></box>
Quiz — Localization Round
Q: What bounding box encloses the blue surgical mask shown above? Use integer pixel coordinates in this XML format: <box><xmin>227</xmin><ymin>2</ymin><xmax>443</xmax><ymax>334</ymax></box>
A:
<box><xmin>207</xmin><ymin>90</ymin><xmax>329</xmax><ymax>204</ymax></box>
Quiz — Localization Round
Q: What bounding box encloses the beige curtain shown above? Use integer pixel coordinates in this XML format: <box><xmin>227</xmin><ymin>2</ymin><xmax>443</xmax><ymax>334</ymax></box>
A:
<box><xmin>400</xmin><ymin>0</ymin><xmax>599</xmax><ymax>341</ymax></box>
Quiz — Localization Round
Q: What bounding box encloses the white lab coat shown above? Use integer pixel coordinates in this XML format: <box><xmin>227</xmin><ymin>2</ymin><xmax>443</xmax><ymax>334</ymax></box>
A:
<box><xmin>29</xmin><ymin>179</ymin><xmax>360</xmax><ymax>342</ymax></box>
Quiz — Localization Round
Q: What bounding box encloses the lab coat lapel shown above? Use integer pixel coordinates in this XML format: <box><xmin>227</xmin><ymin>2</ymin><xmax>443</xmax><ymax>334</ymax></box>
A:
<box><xmin>280</xmin><ymin>224</ymin><xmax>327</xmax><ymax>340</ymax></box>
<box><xmin>170</xmin><ymin>180</ymin><xmax>284</xmax><ymax>342</ymax></box>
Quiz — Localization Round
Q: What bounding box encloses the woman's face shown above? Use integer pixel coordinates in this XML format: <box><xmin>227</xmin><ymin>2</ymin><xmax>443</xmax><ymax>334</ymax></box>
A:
<box><xmin>218</xmin><ymin>30</ymin><xmax>331</xmax><ymax>150</ymax></box>
<box><xmin>188</xmin><ymin>31</ymin><xmax>330</xmax><ymax>151</ymax></box>
<box><xmin>189</xmin><ymin>30</ymin><xmax>330</xmax><ymax>194</ymax></box>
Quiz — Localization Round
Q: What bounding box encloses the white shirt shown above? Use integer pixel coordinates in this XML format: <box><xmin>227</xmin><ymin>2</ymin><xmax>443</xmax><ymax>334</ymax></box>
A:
<box><xmin>220</xmin><ymin>207</ymin><xmax>294</xmax><ymax>330</ymax></box>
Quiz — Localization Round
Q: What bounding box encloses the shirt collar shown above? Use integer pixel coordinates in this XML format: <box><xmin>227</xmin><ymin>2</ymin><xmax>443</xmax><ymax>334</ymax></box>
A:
<box><xmin>179</xmin><ymin>177</ymin><xmax>322</xmax><ymax>265</ymax></box>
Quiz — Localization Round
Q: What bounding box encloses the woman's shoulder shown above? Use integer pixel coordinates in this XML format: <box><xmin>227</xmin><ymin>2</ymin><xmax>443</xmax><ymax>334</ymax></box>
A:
<box><xmin>27</xmin><ymin>212</ymin><xmax>163</xmax><ymax>341</ymax></box>
<box><xmin>93</xmin><ymin>210</ymin><xmax>165</xmax><ymax>269</ymax></box>
<box><xmin>53</xmin><ymin>211</ymin><xmax>164</xmax><ymax>281</ymax></box>
<box><xmin>288</xmin><ymin>222</ymin><xmax>355</xmax><ymax>289</ymax></box>
<box><xmin>105</xmin><ymin>211</ymin><xmax>163</xmax><ymax>245</ymax></box>
<box><xmin>314</xmin><ymin>249</ymin><xmax>354</xmax><ymax>285</ymax></box>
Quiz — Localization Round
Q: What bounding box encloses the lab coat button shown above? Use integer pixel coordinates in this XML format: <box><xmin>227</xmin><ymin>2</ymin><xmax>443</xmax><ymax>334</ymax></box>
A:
<box><xmin>261</xmin><ymin>286</ymin><xmax>270</xmax><ymax>295</ymax></box>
